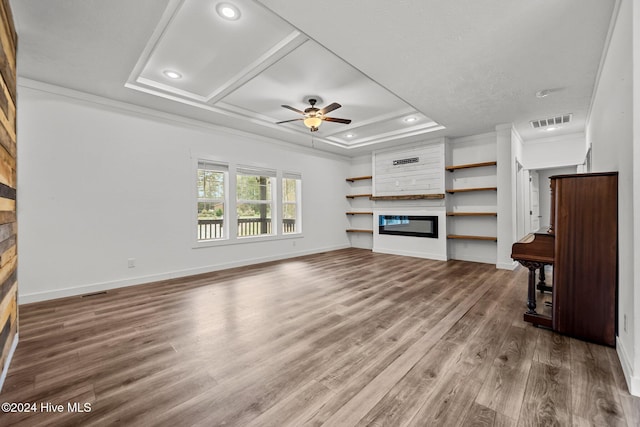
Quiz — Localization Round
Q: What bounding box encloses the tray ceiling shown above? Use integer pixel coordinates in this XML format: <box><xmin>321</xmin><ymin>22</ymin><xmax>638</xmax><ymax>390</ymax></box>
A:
<box><xmin>10</xmin><ymin>0</ymin><xmax>616</xmax><ymax>155</ymax></box>
<box><xmin>125</xmin><ymin>0</ymin><xmax>443</xmax><ymax>150</ymax></box>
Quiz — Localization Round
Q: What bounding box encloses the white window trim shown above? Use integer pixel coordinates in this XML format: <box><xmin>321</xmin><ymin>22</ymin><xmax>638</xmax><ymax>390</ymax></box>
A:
<box><xmin>194</xmin><ymin>157</ymin><xmax>229</xmax><ymax>245</ymax></box>
<box><xmin>236</xmin><ymin>165</ymin><xmax>277</xmax><ymax>239</ymax></box>
<box><xmin>282</xmin><ymin>171</ymin><xmax>302</xmax><ymax>235</ymax></box>
<box><xmin>192</xmin><ymin>160</ymin><xmax>303</xmax><ymax>249</ymax></box>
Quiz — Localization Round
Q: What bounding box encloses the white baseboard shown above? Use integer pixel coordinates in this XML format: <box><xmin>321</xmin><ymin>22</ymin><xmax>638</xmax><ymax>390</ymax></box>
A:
<box><xmin>0</xmin><ymin>333</ymin><xmax>18</xmax><ymax>392</ymax></box>
<box><xmin>496</xmin><ymin>260</ymin><xmax>519</xmax><ymax>270</ymax></box>
<box><xmin>448</xmin><ymin>254</ymin><xmax>498</xmax><ymax>265</ymax></box>
<box><xmin>617</xmin><ymin>337</ymin><xmax>640</xmax><ymax>396</ymax></box>
<box><xmin>372</xmin><ymin>248</ymin><xmax>447</xmax><ymax>261</ymax></box>
<box><xmin>19</xmin><ymin>245</ymin><xmax>350</xmax><ymax>304</ymax></box>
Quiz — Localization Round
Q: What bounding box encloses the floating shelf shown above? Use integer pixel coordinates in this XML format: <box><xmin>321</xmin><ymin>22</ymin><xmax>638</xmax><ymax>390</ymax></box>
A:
<box><xmin>446</xmin><ymin>187</ymin><xmax>497</xmax><ymax>194</ymax></box>
<box><xmin>370</xmin><ymin>193</ymin><xmax>445</xmax><ymax>201</ymax></box>
<box><xmin>346</xmin><ymin>212</ymin><xmax>373</xmax><ymax>215</ymax></box>
<box><xmin>346</xmin><ymin>194</ymin><xmax>373</xmax><ymax>199</ymax></box>
<box><xmin>346</xmin><ymin>175</ymin><xmax>373</xmax><ymax>182</ymax></box>
<box><xmin>445</xmin><ymin>161</ymin><xmax>497</xmax><ymax>172</ymax></box>
<box><xmin>447</xmin><ymin>234</ymin><xmax>497</xmax><ymax>242</ymax></box>
<box><xmin>446</xmin><ymin>212</ymin><xmax>497</xmax><ymax>217</ymax></box>
<box><xmin>346</xmin><ymin>229</ymin><xmax>373</xmax><ymax>234</ymax></box>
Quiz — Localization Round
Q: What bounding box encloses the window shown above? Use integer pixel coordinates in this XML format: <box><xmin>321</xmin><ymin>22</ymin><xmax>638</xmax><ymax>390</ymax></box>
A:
<box><xmin>194</xmin><ymin>161</ymin><xmax>301</xmax><ymax>245</ymax></box>
<box><xmin>197</xmin><ymin>161</ymin><xmax>227</xmax><ymax>241</ymax></box>
<box><xmin>282</xmin><ymin>172</ymin><xmax>301</xmax><ymax>234</ymax></box>
<box><xmin>236</xmin><ymin>167</ymin><xmax>276</xmax><ymax>237</ymax></box>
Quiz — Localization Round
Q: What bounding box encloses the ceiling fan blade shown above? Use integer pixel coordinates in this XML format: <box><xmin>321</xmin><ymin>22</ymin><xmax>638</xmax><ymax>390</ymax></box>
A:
<box><xmin>276</xmin><ymin>118</ymin><xmax>304</xmax><ymax>124</ymax></box>
<box><xmin>323</xmin><ymin>117</ymin><xmax>352</xmax><ymax>124</ymax></box>
<box><xmin>319</xmin><ymin>102</ymin><xmax>341</xmax><ymax>115</ymax></box>
<box><xmin>281</xmin><ymin>105</ymin><xmax>305</xmax><ymax>115</ymax></box>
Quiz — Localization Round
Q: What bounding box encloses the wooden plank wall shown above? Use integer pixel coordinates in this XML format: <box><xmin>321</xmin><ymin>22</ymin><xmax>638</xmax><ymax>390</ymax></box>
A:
<box><xmin>373</xmin><ymin>142</ymin><xmax>445</xmax><ymax>196</ymax></box>
<box><xmin>0</xmin><ymin>0</ymin><xmax>17</xmax><ymax>384</ymax></box>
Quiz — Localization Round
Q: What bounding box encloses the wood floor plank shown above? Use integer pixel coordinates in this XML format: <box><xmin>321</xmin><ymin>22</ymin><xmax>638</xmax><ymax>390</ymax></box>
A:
<box><xmin>403</xmin><ymin>273</ymin><xmax>524</xmax><ymax>426</ymax></box>
<box><xmin>533</xmin><ymin>327</ymin><xmax>571</xmax><ymax>369</ymax></box>
<box><xmin>0</xmin><ymin>248</ymin><xmax>637</xmax><ymax>426</ymax></box>
<box><xmin>156</xmin><ymin>260</ymin><xmax>480</xmax><ymax>422</ymax></box>
<box><xmin>606</xmin><ymin>348</ymin><xmax>640</xmax><ymax>426</ymax></box>
<box><xmin>475</xmin><ymin>322</ymin><xmax>539</xmax><ymax>420</ymax></box>
<box><xmin>517</xmin><ymin>361</ymin><xmax>572</xmax><ymax>426</ymax></box>
<box><xmin>461</xmin><ymin>402</ymin><xmax>498</xmax><ymax>426</ymax></box>
<box><xmin>570</xmin><ymin>338</ymin><xmax>626</xmax><ymax>426</ymax></box>
<box><xmin>320</xmin><ymin>271</ymin><xmax>496</xmax><ymax>426</ymax></box>
<box><xmin>354</xmin><ymin>270</ymin><xmax>514</xmax><ymax>426</ymax></box>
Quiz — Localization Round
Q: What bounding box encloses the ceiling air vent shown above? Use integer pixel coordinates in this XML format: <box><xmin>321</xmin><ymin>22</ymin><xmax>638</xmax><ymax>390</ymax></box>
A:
<box><xmin>530</xmin><ymin>114</ymin><xmax>572</xmax><ymax>129</ymax></box>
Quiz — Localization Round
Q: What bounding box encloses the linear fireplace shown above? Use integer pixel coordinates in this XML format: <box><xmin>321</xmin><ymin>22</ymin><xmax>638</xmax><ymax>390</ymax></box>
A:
<box><xmin>378</xmin><ymin>215</ymin><xmax>438</xmax><ymax>238</ymax></box>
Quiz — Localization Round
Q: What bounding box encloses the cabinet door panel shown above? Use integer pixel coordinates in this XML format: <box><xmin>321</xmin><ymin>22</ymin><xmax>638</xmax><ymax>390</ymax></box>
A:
<box><xmin>551</xmin><ymin>173</ymin><xmax>617</xmax><ymax>346</ymax></box>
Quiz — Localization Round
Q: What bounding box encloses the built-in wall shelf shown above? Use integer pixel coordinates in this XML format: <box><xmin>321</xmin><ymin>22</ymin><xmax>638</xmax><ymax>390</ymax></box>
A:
<box><xmin>346</xmin><ymin>175</ymin><xmax>373</xmax><ymax>182</ymax></box>
<box><xmin>446</xmin><ymin>212</ymin><xmax>497</xmax><ymax>217</ymax></box>
<box><xmin>445</xmin><ymin>161</ymin><xmax>497</xmax><ymax>172</ymax></box>
<box><xmin>445</xmin><ymin>138</ymin><xmax>499</xmax><ymax>265</ymax></box>
<box><xmin>370</xmin><ymin>193</ymin><xmax>445</xmax><ymax>201</ymax></box>
<box><xmin>445</xmin><ymin>187</ymin><xmax>497</xmax><ymax>194</ymax></box>
<box><xmin>346</xmin><ymin>175</ymin><xmax>374</xmax><ymax>249</ymax></box>
<box><xmin>447</xmin><ymin>234</ymin><xmax>497</xmax><ymax>242</ymax></box>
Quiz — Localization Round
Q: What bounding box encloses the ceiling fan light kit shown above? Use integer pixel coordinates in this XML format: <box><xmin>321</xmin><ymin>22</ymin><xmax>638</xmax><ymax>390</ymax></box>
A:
<box><xmin>276</xmin><ymin>98</ymin><xmax>352</xmax><ymax>132</ymax></box>
<box><xmin>303</xmin><ymin>116</ymin><xmax>322</xmax><ymax>132</ymax></box>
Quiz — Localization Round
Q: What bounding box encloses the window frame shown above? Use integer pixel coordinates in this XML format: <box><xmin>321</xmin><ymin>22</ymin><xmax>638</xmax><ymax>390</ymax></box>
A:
<box><xmin>195</xmin><ymin>159</ymin><xmax>229</xmax><ymax>244</ymax></box>
<box><xmin>193</xmin><ymin>159</ymin><xmax>303</xmax><ymax>248</ymax></box>
<box><xmin>236</xmin><ymin>166</ymin><xmax>277</xmax><ymax>239</ymax></box>
<box><xmin>282</xmin><ymin>172</ymin><xmax>302</xmax><ymax>235</ymax></box>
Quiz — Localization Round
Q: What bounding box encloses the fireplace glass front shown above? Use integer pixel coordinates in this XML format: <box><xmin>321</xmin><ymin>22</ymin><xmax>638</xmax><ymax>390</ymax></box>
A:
<box><xmin>378</xmin><ymin>215</ymin><xmax>438</xmax><ymax>238</ymax></box>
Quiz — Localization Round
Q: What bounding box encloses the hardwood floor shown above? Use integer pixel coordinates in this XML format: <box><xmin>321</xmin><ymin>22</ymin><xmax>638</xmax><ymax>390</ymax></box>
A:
<box><xmin>0</xmin><ymin>248</ymin><xmax>638</xmax><ymax>426</ymax></box>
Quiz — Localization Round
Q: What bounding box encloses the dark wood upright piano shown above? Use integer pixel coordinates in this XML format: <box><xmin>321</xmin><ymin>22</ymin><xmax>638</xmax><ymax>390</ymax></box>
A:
<box><xmin>511</xmin><ymin>172</ymin><xmax>618</xmax><ymax>346</ymax></box>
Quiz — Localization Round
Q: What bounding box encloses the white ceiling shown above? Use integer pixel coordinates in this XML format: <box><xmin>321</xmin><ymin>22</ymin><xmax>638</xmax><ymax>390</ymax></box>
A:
<box><xmin>10</xmin><ymin>0</ymin><xmax>616</xmax><ymax>156</ymax></box>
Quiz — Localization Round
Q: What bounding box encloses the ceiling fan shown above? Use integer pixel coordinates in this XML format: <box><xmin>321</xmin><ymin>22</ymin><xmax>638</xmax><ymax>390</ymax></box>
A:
<box><xmin>276</xmin><ymin>98</ymin><xmax>352</xmax><ymax>132</ymax></box>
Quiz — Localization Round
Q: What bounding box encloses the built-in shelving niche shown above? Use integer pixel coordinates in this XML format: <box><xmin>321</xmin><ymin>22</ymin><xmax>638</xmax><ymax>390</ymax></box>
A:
<box><xmin>445</xmin><ymin>159</ymin><xmax>498</xmax><ymax>260</ymax></box>
<box><xmin>345</xmin><ymin>176</ymin><xmax>374</xmax><ymax>247</ymax></box>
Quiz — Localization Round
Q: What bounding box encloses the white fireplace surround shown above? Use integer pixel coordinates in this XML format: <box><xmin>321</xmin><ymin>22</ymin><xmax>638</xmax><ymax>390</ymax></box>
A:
<box><xmin>372</xmin><ymin>207</ymin><xmax>447</xmax><ymax>260</ymax></box>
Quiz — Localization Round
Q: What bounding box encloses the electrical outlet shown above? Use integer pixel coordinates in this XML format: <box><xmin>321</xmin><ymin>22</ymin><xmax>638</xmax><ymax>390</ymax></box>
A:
<box><xmin>128</xmin><ymin>258</ymin><xmax>136</xmax><ymax>268</ymax></box>
<box><xmin>624</xmin><ymin>314</ymin><xmax>627</xmax><ymax>332</ymax></box>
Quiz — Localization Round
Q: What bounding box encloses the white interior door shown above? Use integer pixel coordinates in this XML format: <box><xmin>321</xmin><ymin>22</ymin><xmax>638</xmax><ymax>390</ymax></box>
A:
<box><xmin>529</xmin><ymin>170</ymin><xmax>540</xmax><ymax>231</ymax></box>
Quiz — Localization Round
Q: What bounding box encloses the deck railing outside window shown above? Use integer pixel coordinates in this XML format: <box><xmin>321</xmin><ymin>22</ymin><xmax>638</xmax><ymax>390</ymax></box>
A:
<box><xmin>198</xmin><ymin>218</ymin><xmax>295</xmax><ymax>240</ymax></box>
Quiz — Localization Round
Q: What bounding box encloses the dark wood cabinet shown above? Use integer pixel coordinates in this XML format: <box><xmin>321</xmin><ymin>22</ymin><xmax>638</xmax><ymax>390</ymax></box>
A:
<box><xmin>551</xmin><ymin>172</ymin><xmax>618</xmax><ymax>346</ymax></box>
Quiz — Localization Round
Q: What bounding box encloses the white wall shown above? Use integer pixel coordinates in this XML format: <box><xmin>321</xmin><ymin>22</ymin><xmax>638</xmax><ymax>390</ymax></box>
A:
<box><xmin>634</xmin><ymin>0</ymin><xmax>640</xmax><ymax>398</ymax></box>
<box><xmin>536</xmin><ymin>166</ymin><xmax>577</xmax><ymax>228</ymax></box>
<box><xmin>522</xmin><ymin>133</ymin><xmax>586</xmax><ymax>170</ymax></box>
<box><xmin>17</xmin><ymin>83</ymin><xmax>351</xmax><ymax>303</ymax></box>
<box><xmin>586</xmin><ymin>0</ymin><xmax>639</xmax><ymax>395</ymax></box>
<box><xmin>349</xmin><ymin>155</ymin><xmax>372</xmax><ymax>179</ymax></box>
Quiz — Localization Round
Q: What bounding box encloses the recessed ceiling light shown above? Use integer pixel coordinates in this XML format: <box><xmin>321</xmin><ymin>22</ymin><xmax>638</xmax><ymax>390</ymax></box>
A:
<box><xmin>216</xmin><ymin>3</ymin><xmax>241</xmax><ymax>20</ymax></box>
<box><xmin>404</xmin><ymin>116</ymin><xmax>418</xmax><ymax>123</ymax></box>
<box><xmin>163</xmin><ymin>70</ymin><xmax>182</xmax><ymax>79</ymax></box>
<box><xmin>345</xmin><ymin>133</ymin><xmax>354</xmax><ymax>138</ymax></box>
